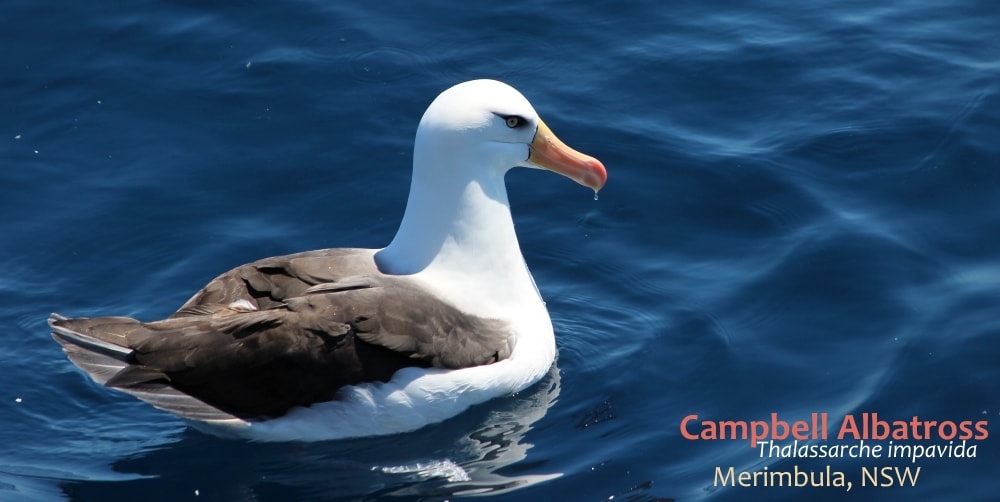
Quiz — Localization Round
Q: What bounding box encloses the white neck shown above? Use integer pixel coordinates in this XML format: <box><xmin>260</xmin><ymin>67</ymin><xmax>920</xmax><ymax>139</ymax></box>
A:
<box><xmin>375</xmin><ymin>164</ymin><xmax>541</xmax><ymax>315</ymax></box>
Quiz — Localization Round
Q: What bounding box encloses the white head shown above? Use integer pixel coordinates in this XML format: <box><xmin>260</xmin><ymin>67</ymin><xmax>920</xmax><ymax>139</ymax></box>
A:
<box><xmin>413</xmin><ymin>79</ymin><xmax>607</xmax><ymax>195</ymax></box>
<box><xmin>378</xmin><ymin>79</ymin><xmax>606</xmax><ymax>278</ymax></box>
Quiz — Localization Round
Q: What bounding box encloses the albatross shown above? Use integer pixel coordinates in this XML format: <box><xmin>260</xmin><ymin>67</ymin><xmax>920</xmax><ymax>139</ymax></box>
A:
<box><xmin>49</xmin><ymin>79</ymin><xmax>607</xmax><ymax>441</ymax></box>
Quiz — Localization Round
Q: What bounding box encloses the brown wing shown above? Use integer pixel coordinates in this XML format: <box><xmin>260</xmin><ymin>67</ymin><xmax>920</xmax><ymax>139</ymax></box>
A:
<box><xmin>50</xmin><ymin>248</ymin><xmax>515</xmax><ymax>421</ymax></box>
<box><xmin>172</xmin><ymin>248</ymin><xmax>382</xmax><ymax>313</ymax></box>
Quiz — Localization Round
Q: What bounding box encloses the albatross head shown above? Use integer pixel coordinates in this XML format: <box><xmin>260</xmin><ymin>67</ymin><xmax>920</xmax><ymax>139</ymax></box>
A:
<box><xmin>413</xmin><ymin>79</ymin><xmax>607</xmax><ymax>192</ymax></box>
<box><xmin>378</xmin><ymin>79</ymin><xmax>606</xmax><ymax>280</ymax></box>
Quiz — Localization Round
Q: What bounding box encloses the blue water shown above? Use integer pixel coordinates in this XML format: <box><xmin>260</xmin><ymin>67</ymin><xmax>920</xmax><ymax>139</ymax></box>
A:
<box><xmin>2</xmin><ymin>1</ymin><xmax>998</xmax><ymax>500</ymax></box>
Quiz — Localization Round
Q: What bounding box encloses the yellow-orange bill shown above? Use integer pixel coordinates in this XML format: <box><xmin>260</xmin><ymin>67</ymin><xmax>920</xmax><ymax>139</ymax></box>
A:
<box><xmin>528</xmin><ymin>119</ymin><xmax>607</xmax><ymax>192</ymax></box>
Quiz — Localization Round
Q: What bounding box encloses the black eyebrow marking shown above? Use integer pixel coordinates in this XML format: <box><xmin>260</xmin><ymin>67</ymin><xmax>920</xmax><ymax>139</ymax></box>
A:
<box><xmin>493</xmin><ymin>112</ymin><xmax>531</xmax><ymax>129</ymax></box>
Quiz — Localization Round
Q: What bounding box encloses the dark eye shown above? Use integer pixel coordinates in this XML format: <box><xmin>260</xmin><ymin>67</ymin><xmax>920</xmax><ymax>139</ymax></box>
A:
<box><xmin>504</xmin><ymin>115</ymin><xmax>526</xmax><ymax>128</ymax></box>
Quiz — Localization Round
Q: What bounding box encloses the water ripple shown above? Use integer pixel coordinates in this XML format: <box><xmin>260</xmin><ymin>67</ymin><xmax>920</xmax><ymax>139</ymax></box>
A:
<box><xmin>348</xmin><ymin>46</ymin><xmax>425</xmax><ymax>83</ymax></box>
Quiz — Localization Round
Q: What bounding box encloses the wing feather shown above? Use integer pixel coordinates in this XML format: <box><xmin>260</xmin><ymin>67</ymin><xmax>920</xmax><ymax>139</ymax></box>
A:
<box><xmin>51</xmin><ymin>248</ymin><xmax>515</xmax><ymax>421</ymax></box>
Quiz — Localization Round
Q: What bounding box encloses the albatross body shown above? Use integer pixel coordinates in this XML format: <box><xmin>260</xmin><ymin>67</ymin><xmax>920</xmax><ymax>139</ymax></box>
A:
<box><xmin>50</xmin><ymin>79</ymin><xmax>607</xmax><ymax>441</ymax></box>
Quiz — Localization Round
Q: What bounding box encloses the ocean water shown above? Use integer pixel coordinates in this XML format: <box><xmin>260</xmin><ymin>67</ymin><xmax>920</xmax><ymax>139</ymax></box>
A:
<box><xmin>2</xmin><ymin>1</ymin><xmax>999</xmax><ymax>500</ymax></box>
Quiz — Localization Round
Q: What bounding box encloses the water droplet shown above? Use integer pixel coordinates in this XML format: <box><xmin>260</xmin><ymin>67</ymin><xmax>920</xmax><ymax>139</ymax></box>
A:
<box><xmin>14</xmin><ymin>397</ymin><xmax>22</xmax><ymax>403</ymax></box>
<box><xmin>593</xmin><ymin>191</ymin><xmax>599</xmax><ymax>201</ymax></box>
